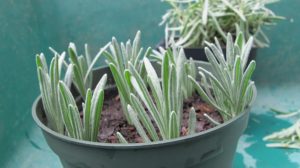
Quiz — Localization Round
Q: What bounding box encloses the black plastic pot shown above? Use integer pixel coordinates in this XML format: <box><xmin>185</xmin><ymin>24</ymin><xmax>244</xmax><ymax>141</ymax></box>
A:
<box><xmin>32</xmin><ymin>63</ymin><xmax>250</xmax><ymax>168</ymax></box>
<box><xmin>156</xmin><ymin>39</ymin><xmax>257</xmax><ymax>62</ymax></box>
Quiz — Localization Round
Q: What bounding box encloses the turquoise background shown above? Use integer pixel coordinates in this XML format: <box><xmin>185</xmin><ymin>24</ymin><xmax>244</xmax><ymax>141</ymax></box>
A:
<box><xmin>0</xmin><ymin>0</ymin><xmax>299</xmax><ymax>167</ymax></box>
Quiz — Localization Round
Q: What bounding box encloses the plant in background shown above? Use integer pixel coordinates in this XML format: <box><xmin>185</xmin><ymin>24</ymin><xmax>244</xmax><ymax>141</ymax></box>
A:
<box><xmin>189</xmin><ymin>33</ymin><xmax>257</xmax><ymax>121</ymax></box>
<box><xmin>151</xmin><ymin>46</ymin><xmax>196</xmax><ymax>99</ymax></box>
<box><xmin>58</xmin><ymin>74</ymin><xmax>107</xmax><ymax>141</ymax></box>
<box><xmin>161</xmin><ymin>0</ymin><xmax>284</xmax><ymax>48</ymax></box>
<box><xmin>103</xmin><ymin>31</ymin><xmax>152</xmax><ymax>124</ymax></box>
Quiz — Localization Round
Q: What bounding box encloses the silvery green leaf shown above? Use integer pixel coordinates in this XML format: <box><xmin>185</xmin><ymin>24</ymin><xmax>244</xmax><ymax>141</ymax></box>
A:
<box><xmin>169</xmin><ymin>111</ymin><xmax>179</xmax><ymax>139</ymax></box>
<box><xmin>235</xmin><ymin>32</ymin><xmax>245</xmax><ymax>49</ymax></box>
<box><xmin>84</xmin><ymin>44</ymin><xmax>92</xmax><ymax>66</ymax></box>
<box><xmin>83</xmin><ymin>89</ymin><xmax>92</xmax><ymax>140</ymax></box>
<box><xmin>226</xmin><ymin>33</ymin><xmax>235</xmax><ymax>69</ymax></box>
<box><xmin>221</xmin><ymin>0</ymin><xmax>246</xmax><ymax>21</ymax></box>
<box><xmin>72</xmin><ymin>64</ymin><xmax>86</xmax><ymax>98</ymax></box>
<box><xmin>188</xmin><ymin>107</ymin><xmax>196</xmax><ymax>135</ymax></box>
<box><xmin>209</xmin><ymin>11</ymin><xmax>227</xmax><ymax>40</ymax></box>
<box><xmin>144</xmin><ymin>57</ymin><xmax>163</xmax><ymax>111</ymax></box>
<box><xmin>132</xmin><ymin>31</ymin><xmax>141</xmax><ymax>61</ymax></box>
<box><xmin>64</xmin><ymin>64</ymin><xmax>73</xmax><ymax>88</ymax></box>
<box><xmin>188</xmin><ymin>75</ymin><xmax>223</xmax><ymax>112</ymax></box>
<box><xmin>117</xmin><ymin>132</ymin><xmax>128</xmax><ymax>144</ymax></box>
<box><xmin>108</xmin><ymin>63</ymin><xmax>130</xmax><ymax>103</ymax></box>
<box><xmin>202</xmin><ymin>0</ymin><xmax>209</xmax><ymax>25</ymax></box>
<box><xmin>68</xmin><ymin>104</ymin><xmax>83</xmax><ymax>139</ymax></box>
<box><xmin>58</xmin><ymin>81</ymin><xmax>79</xmax><ymax>138</ymax></box>
<box><xmin>36</xmin><ymin>53</ymin><xmax>48</xmax><ymax>72</ymax></box>
<box><xmin>68</xmin><ymin>43</ymin><xmax>80</xmax><ymax>67</ymax></box>
<box><xmin>84</xmin><ymin>42</ymin><xmax>110</xmax><ymax>83</ymax></box>
<box><xmin>240</xmin><ymin>61</ymin><xmax>256</xmax><ymax>97</ymax></box>
<box><xmin>204</xmin><ymin>113</ymin><xmax>221</xmax><ymax>126</ymax></box>
<box><xmin>127</xmin><ymin>105</ymin><xmax>151</xmax><ymax>143</ymax></box>
<box><xmin>88</xmin><ymin>74</ymin><xmax>107</xmax><ymax>141</ymax></box>
<box><xmin>130</xmin><ymin>94</ymin><xmax>160</xmax><ymax>141</ymax></box>
<box><xmin>130</xmin><ymin>72</ymin><xmax>166</xmax><ymax>138</ymax></box>
<box><xmin>111</xmin><ymin>37</ymin><xmax>124</xmax><ymax>71</ymax></box>
<box><xmin>162</xmin><ymin>52</ymin><xmax>170</xmax><ymax>121</ymax></box>
<box><xmin>241</xmin><ymin>37</ymin><xmax>254</xmax><ymax>69</ymax></box>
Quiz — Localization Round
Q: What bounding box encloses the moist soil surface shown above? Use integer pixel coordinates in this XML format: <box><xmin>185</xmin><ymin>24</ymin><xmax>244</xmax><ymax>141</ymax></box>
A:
<box><xmin>97</xmin><ymin>89</ymin><xmax>223</xmax><ymax>143</ymax></box>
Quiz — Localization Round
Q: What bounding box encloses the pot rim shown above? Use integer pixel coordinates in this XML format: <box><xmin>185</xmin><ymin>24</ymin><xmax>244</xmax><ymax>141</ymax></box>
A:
<box><xmin>157</xmin><ymin>38</ymin><xmax>261</xmax><ymax>50</ymax></box>
<box><xmin>32</xmin><ymin>95</ymin><xmax>249</xmax><ymax>149</ymax></box>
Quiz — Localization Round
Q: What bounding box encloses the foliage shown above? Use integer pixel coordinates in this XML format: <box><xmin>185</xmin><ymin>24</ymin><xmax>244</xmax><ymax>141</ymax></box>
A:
<box><xmin>161</xmin><ymin>0</ymin><xmax>284</xmax><ymax>48</ymax></box>
<box><xmin>36</xmin><ymin>31</ymin><xmax>257</xmax><ymax>144</ymax></box>
<box><xmin>36</xmin><ymin>43</ymin><xmax>109</xmax><ymax>139</ymax></box>
<box><xmin>36</xmin><ymin>54</ymin><xmax>70</xmax><ymax>134</ymax></box>
<box><xmin>188</xmin><ymin>33</ymin><xmax>257</xmax><ymax>121</ymax></box>
<box><xmin>67</xmin><ymin>43</ymin><xmax>110</xmax><ymax>98</ymax></box>
<box><xmin>120</xmin><ymin>50</ymin><xmax>197</xmax><ymax>142</ymax></box>
<box><xmin>58</xmin><ymin>74</ymin><xmax>107</xmax><ymax>141</ymax></box>
<box><xmin>264</xmin><ymin>109</ymin><xmax>300</xmax><ymax>149</ymax></box>
<box><xmin>103</xmin><ymin>31</ymin><xmax>152</xmax><ymax>124</ymax></box>
<box><xmin>264</xmin><ymin>120</ymin><xmax>300</xmax><ymax>149</ymax></box>
<box><xmin>151</xmin><ymin>46</ymin><xmax>196</xmax><ymax>99</ymax></box>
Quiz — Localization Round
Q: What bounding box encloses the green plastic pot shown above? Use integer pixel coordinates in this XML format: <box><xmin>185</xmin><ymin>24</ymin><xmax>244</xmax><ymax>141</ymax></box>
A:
<box><xmin>32</xmin><ymin>62</ymin><xmax>250</xmax><ymax>168</ymax></box>
<box><xmin>157</xmin><ymin>39</ymin><xmax>257</xmax><ymax>63</ymax></box>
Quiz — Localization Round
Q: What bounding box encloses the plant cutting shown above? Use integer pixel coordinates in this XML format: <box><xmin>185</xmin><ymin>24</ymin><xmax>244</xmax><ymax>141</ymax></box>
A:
<box><xmin>158</xmin><ymin>0</ymin><xmax>283</xmax><ymax>60</ymax></box>
<box><xmin>264</xmin><ymin>108</ymin><xmax>300</xmax><ymax>149</ymax></box>
<box><xmin>32</xmin><ymin>31</ymin><xmax>257</xmax><ymax>168</ymax></box>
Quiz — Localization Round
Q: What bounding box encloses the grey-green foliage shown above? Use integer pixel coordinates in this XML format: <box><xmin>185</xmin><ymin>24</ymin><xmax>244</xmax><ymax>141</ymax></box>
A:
<box><xmin>103</xmin><ymin>31</ymin><xmax>152</xmax><ymax>124</ymax></box>
<box><xmin>36</xmin><ymin>54</ymin><xmax>72</xmax><ymax>134</ymax></box>
<box><xmin>188</xmin><ymin>107</ymin><xmax>197</xmax><ymax>135</ymax></box>
<box><xmin>189</xmin><ymin>33</ymin><xmax>257</xmax><ymax>121</ymax></box>
<box><xmin>37</xmin><ymin>44</ymin><xmax>109</xmax><ymax>141</ymax></box>
<box><xmin>151</xmin><ymin>47</ymin><xmax>196</xmax><ymax>99</ymax></box>
<box><xmin>58</xmin><ymin>74</ymin><xmax>107</xmax><ymax>141</ymax></box>
<box><xmin>161</xmin><ymin>0</ymin><xmax>284</xmax><ymax>48</ymax></box>
<box><xmin>264</xmin><ymin>119</ymin><xmax>300</xmax><ymax>149</ymax></box>
<box><xmin>68</xmin><ymin>43</ymin><xmax>110</xmax><ymax>99</ymax></box>
<box><xmin>263</xmin><ymin>109</ymin><xmax>300</xmax><ymax>149</ymax></box>
<box><xmin>123</xmin><ymin>50</ymin><xmax>197</xmax><ymax>142</ymax></box>
<box><xmin>116</xmin><ymin>132</ymin><xmax>128</xmax><ymax>144</ymax></box>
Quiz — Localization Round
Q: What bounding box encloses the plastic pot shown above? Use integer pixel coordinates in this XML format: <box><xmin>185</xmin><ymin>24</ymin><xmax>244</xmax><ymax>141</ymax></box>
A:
<box><xmin>156</xmin><ymin>39</ymin><xmax>257</xmax><ymax>62</ymax></box>
<box><xmin>32</xmin><ymin>63</ymin><xmax>250</xmax><ymax>168</ymax></box>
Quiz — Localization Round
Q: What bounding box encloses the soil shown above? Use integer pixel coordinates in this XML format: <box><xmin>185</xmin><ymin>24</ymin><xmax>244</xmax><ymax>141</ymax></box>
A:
<box><xmin>96</xmin><ymin>89</ymin><xmax>223</xmax><ymax>143</ymax></box>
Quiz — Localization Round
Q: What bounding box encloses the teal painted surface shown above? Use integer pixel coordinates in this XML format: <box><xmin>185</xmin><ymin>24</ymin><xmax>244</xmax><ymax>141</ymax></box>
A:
<box><xmin>0</xmin><ymin>0</ymin><xmax>299</xmax><ymax>167</ymax></box>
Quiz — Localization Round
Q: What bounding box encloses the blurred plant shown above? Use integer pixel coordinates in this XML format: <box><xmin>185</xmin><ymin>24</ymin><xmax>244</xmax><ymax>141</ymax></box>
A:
<box><xmin>161</xmin><ymin>0</ymin><xmax>284</xmax><ymax>48</ymax></box>
<box><xmin>103</xmin><ymin>31</ymin><xmax>152</xmax><ymax>124</ymax></box>
<box><xmin>264</xmin><ymin>109</ymin><xmax>300</xmax><ymax>149</ymax></box>
<box><xmin>189</xmin><ymin>33</ymin><xmax>257</xmax><ymax>121</ymax></box>
<box><xmin>264</xmin><ymin>120</ymin><xmax>300</xmax><ymax>149</ymax></box>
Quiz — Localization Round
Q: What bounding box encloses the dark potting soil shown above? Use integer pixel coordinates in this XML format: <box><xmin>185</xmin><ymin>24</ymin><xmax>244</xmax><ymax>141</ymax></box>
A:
<box><xmin>97</xmin><ymin>89</ymin><xmax>223</xmax><ymax>143</ymax></box>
